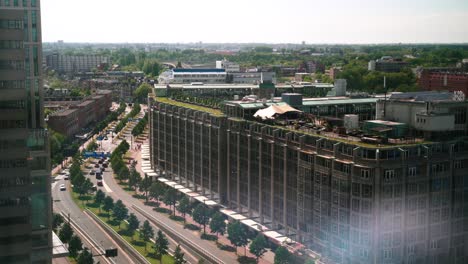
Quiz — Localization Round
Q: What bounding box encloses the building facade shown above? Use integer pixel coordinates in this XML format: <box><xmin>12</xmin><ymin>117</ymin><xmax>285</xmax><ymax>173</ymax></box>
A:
<box><xmin>0</xmin><ymin>0</ymin><xmax>53</xmax><ymax>263</ymax></box>
<box><xmin>46</xmin><ymin>53</ymin><xmax>110</xmax><ymax>73</ymax></box>
<box><xmin>418</xmin><ymin>70</ymin><xmax>468</xmax><ymax>96</ymax></box>
<box><xmin>369</xmin><ymin>57</ymin><xmax>409</xmax><ymax>73</ymax></box>
<box><xmin>47</xmin><ymin>90</ymin><xmax>112</xmax><ymax>138</ymax></box>
<box><xmin>149</xmin><ymin>95</ymin><xmax>468</xmax><ymax>264</ymax></box>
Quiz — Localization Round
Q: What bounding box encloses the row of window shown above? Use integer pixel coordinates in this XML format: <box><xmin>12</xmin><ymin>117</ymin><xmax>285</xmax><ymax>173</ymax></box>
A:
<box><xmin>0</xmin><ymin>80</ymin><xmax>23</xmax><ymax>89</ymax></box>
<box><xmin>0</xmin><ymin>196</ymin><xmax>29</xmax><ymax>207</ymax></box>
<box><xmin>0</xmin><ymin>19</ymin><xmax>22</xmax><ymax>29</ymax></box>
<box><xmin>0</xmin><ymin>120</ymin><xmax>26</xmax><ymax>129</ymax></box>
<box><xmin>0</xmin><ymin>60</ymin><xmax>24</xmax><ymax>70</ymax></box>
<box><xmin>0</xmin><ymin>0</ymin><xmax>36</xmax><ymax>7</ymax></box>
<box><xmin>0</xmin><ymin>139</ymin><xmax>25</xmax><ymax>150</ymax></box>
<box><xmin>0</xmin><ymin>100</ymin><xmax>26</xmax><ymax>109</ymax></box>
<box><xmin>0</xmin><ymin>40</ymin><xmax>23</xmax><ymax>49</ymax></box>
<box><xmin>0</xmin><ymin>158</ymin><xmax>27</xmax><ymax>168</ymax></box>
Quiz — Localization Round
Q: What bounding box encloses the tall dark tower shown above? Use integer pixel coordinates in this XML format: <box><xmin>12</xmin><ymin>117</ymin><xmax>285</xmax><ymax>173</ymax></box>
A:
<box><xmin>0</xmin><ymin>0</ymin><xmax>52</xmax><ymax>263</ymax></box>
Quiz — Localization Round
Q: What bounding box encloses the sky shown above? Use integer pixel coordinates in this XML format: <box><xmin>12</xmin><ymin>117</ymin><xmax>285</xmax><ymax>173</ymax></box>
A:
<box><xmin>41</xmin><ymin>0</ymin><xmax>468</xmax><ymax>44</ymax></box>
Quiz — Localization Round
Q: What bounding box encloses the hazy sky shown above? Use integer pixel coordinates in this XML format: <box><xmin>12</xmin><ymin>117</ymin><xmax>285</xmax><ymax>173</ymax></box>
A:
<box><xmin>41</xmin><ymin>0</ymin><xmax>468</xmax><ymax>44</ymax></box>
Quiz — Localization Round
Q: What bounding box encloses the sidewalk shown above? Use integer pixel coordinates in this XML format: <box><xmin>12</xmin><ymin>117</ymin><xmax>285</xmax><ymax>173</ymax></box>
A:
<box><xmin>126</xmin><ymin>141</ymin><xmax>274</xmax><ymax>264</ymax></box>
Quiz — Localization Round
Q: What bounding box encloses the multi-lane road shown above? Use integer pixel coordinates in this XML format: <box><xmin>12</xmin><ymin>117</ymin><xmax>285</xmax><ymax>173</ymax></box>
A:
<box><xmin>52</xmin><ymin>105</ymin><xmax>240</xmax><ymax>264</ymax></box>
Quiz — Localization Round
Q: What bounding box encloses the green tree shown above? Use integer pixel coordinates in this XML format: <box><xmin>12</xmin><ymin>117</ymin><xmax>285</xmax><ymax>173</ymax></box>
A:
<box><xmin>192</xmin><ymin>204</ymin><xmax>210</xmax><ymax>234</ymax></box>
<box><xmin>227</xmin><ymin>221</ymin><xmax>249</xmax><ymax>256</ymax></box>
<box><xmin>53</xmin><ymin>213</ymin><xmax>64</xmax><ymax>231</ymax></box>
<box><xmin>149</xmin><ymin>181</ymin><xmax>165</xmax><ymax>204</ymax></box>
<box><xmin>59</xmin><ymin>222</ymin><xmax>73</xmax><ymax>244</ymax></box>
<box><xmin>209</xmin><ymin>212</ymin><xmax>226</xmax><ymax>238</ymax></box>
<box><xmin>163</xmin><ymin>188</ymin><xmax>178</xmax><ymax>215</ymax></box>
<box><xmin>140</xmin><ymin>220</ymin><xmax>154</xmax><ymax>252</ymax></box>
<box><xmin>117</xmin><ymin>166</ymin><xmax>130</xmax><ymax>184</ymax></box>
<box><xmin>68</xmin><ymin>235</ymin><xmax>83</xmax><ymax>258</ymax></box>
<box><xmin>176</xmin><ymin>196</ymin><xmax>191</xmax><ymax>223</ymax></box>
<box><xmin>134</xmin><ymin>83</ymin><xmax>152</xmax><ymax>102</ymax></box>
<box><xmin>173</xmin><ymin>244</ymin><xmax>186</xmax><ymax>264</ymax></box>
<box><xmin>76</xmin><ymin>178</ymin><xmax>93</xmax><ymax>199</ymax></box>
<box><xmin>127</xmin><ymin>213</ymin><xmax>140</xmax><ymax>241</ymax></box>
<box><xmin>128</xmin><ymin>169</ymin><xmax>142</xmax><ymax>191</ymax></box>
<box><xmin>86</xmin><ymin>140</ymin><xmax>98</xmax><ymax>152</ymax></box>
<box><xmin>77</xmin><ymin>247</ymin><xmax>93</xmax><ymax>264</ymax></box>
<box><xmin>304</xmin><ymin>259</ymin><xmax>315</xmax><ymax>264</ymax></box>
<box><xmin>139</xmin><ymin>176</ymin><xmax>152</xmax><ymax>202</ymax></box>
<box><xmin>112</xmin><ymin>200</ymin><xmax>128</xmax><ymax>229</ymax></box>
<box><xmin>153</xmin><ymin>230</ymin><xmax>169</xmax><ymax>264</ymax></box>
<box><xmin>249</xmin><ymin>234</ymin><xmax>267</xmax><ymax>262</ymax></box>
<box><xmin>103</xmin><ymin>196</ymin><xmax>114</xmax><ymax>219</ymax></box>
<box><xmin>274</xmin><ymin>246</ymin><xmax>292</xmax><ymax>264</ymax></box>
<box><xmin>94</xmin><ymin>190</ymin><xmax>105</xmax><ymax>212</ymax></box>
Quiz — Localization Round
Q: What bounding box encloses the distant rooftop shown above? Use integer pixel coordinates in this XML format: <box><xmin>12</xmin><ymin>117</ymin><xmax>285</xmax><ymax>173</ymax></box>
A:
<box><xmin>173</xmin><ymin>68</ymin><xmax>225</xmax><ymax>73</ymax></box>
<box><xmin>389</xmin><ymin>91</ymin><xmax>454</xmax><ymax>102</ymax></box>
<box><xmin>51</xmin><ymin>109</ymin><xmax>77</xmax><ymax>117</ymax></box>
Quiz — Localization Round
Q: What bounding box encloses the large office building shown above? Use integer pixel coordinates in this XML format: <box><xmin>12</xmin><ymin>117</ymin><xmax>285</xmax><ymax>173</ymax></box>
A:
<box><xmin>0</xmin><ymin>0</ymin><xmax>53</xmax><ymax>263</ymax></box>
<box><xmin>368</xmin><ymin>56</ymin><xmax>409</xmax><ymax>73</ymax></box>
<box><xmin>149</xmin><ymin>90</ymin><xmax>468</xmax><ymax>264</ymax></box>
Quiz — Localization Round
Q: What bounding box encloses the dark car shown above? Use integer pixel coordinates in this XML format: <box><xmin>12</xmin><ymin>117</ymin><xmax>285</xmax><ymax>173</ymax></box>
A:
<box><xmin>97</xmin><ymin>180</ymin><xmax>103</xmax><ymax>186</ymax></box>
<box><xmin>90</xmin><ymin>170</ymin><xmax>96</xmax><ymax>175</ymax></box>
<box><xmin>98</xmin><ymin>159</ymin><xmax>104</xmax><ymax>164</ymax></box>
<box><xmin>102</xmin><ymin>163</ymin><xmax>108</xmax><ymax>168</ymax></box>
<box><xmin>96</xmin><ymin>172</ymin><xmax>102</xmax><ymax>179</ymax></box>
<box><xmin>94</xmin><ymin>163</ymin><xmax>100</xmax><ymax>168</ymax></box>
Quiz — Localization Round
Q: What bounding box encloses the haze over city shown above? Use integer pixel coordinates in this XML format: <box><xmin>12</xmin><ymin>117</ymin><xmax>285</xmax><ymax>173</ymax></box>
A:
<box><xmin>42</xmin><ymin>0</ymin><xmax>468</xmax><ymax>43</ymax></box>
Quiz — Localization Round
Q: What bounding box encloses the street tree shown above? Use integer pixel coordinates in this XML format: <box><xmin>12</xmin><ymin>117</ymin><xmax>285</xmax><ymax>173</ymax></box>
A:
<box><xmin>209</xmin><ymin>212</ymin><xmax>226</xmax><ymax>238</ymax></box>
<box><xmin>227</xmin><ymin>220</ymin><xmax>249</xmax><ymax>255</ymax></box>
<box><xmin>128</xmin><ymin>169</ymin><xmax>142</xmax><ymax>191</ymax></box>
<box><xmin>117</xmin><ymin>166</ymin><xmax>130</xmax><ymax>184</ymax></box>
<box><xmin>68</xmin><ymin>235</ymin><xmax>83</xmax><ymax>258</ymax></box>
<box><xmin>274</xmin><ymin>246</ymin><xmax>292</xmax><ymax>264</ymax></box>
<box><xmin>173</xmin><ymin>244</ymin><xmax>186</xmax><ymax>264</ymax></box>
<box><xmin>139</xmin><ymin>176</ymin><xmax>152</xmax><ymax>202</ymax></box>
<box><xmin>127</xmin><ymin>213</ymin><xmax>140</xmax><ymax>241</ymax></box>
<box><xmin>103</xmin><ymin>196</ymin><xmax>114</xmax><ymax>219</ymax></box>
<box><xmin>163</xmin><ymin>188</ymin><xmax>178</xmax><ymax>215</ymax></box>
<box><xmin>192</xmin><ymin>204</ymin><xmax>210</xmax><ymax>234</ymax></box>
<box><xmin>53</xmin><ymin>213</ymin><xmax>64</xmax><ymax>231</ymax></box>
<box><xmin>153</xmin><ymin>230</ymin><xmax>169</xmax><ymax>264</ymax></box>
<box><xmin>149</xmin><ymin>181</ymin><xmax>165</xmax><ymax>204</ymax></box>
<box><xmin>140</xmin><ymin>220</ymin><xmax>154</xmax><ymax>252</ymax></box>
<box><xmin>94</xmin><ymin>190</ymin><xmax>105</xmax><ymax>212</ymax></box>
<box><xmin>77</xmin><ymin>247</ymin><xmax>93</xmax><ymax>264</ymax></box>
<box><xmin>134</xmin><ymin>83</ymin><xmax>152</xmax><ymax>102</ymax></box>
<box><xmin>249</xmin><ymin>234</ymin><xmax>267</xmax><ymax>262</ymax></box>
<box><xmin>59</xmin><ymin>222</ymin><xmax>73</xmax><ymax>244</ymax></box>
<box><xmin>112</xmin><ymin>200</ymin><xmax>128</xmax><ymax>229</ymax></box>
<box><xmin>176</xmin><ymin>196</ymin><xmax>191</xmax><ymax>223</ymax></box>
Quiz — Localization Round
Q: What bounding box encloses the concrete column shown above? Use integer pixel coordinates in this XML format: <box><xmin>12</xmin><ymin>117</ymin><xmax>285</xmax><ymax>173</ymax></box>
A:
<box><xmin>270</xmin><ymin>142</ymin><xmax>275</xmax><ymax>226</ymax></box>
<box><xmin>259</xmin><ymin>138</ymin><xmax>263</xmax><ymax>224</ymax></box>
<box><xmin>227</xmin><ymin>130</ymin><xmax>231</xmax><ymax>207</ymax></box>
<box><xmin>283</xmin><ymin>144</ymin><xmax>288</xmax><ymax>228</ymax></box>
<box><xmin>237</xmin><ymin>132</ymin><xmax>241</xmax><ymax>211</ymax></box>
<box><xmin>209</xmin><ymin>126</ymin><xmax>212</xmax><ymax>198</ymax></box>
<box><xmin>200</xmin><ymin>121</ymin><xmax>204</xmax><ymax>195</ymax></box>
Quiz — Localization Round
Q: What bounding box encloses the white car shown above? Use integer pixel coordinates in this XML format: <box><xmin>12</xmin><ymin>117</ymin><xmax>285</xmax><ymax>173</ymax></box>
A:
<box><xmin>59</xmin><ymin>184</ymin><xmax>66</xmax><ymax>191</ymax></box>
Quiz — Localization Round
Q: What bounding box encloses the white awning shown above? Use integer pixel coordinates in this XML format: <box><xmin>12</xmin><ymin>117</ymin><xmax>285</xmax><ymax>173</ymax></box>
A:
<box><xmin>253</xmin><ymin>104</ymin><xmax>302</xmax><ymax>120</ymax></box>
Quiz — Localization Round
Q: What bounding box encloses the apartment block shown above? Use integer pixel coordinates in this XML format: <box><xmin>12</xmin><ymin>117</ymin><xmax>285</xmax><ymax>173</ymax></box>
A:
<box><xmin>149</xmin><ymin>92</ymin><xmax>468</xmax><ymax>264</ymax></box>
<box><xmin>46</xmin><ymin>53</ymin><xmax>110</xmax><ymax>73</ymax></box>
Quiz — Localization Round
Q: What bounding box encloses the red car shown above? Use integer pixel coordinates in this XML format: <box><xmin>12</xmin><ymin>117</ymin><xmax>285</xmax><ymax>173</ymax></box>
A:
<box><xmin>97</xmin><ymin>180</ymin><xmax>103</xmax><ymax>186</ymax></box>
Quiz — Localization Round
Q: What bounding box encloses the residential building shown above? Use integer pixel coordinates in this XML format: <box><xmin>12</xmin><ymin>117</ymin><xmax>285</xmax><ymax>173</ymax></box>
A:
<box><xmin>369</xmin><ymin>56</ymin><xmax>409</xmax><ymax>72</ymax></box>
<box><xmin>418</xmin><ymin>69</ymin><xmax>468</xmax><ymax>95</ymax></box>
<box><xmin>306</xmin><ymin>61</ymin><xmax>325</xmax><ymax>73</ymax></box>
<box><xmin>46</xmin><ymin>53</ymin><xmax>110</xmax><ymax>73</ymax></box>
<box><xmin>0</xmin><ymin>1</ymin><xmax>54</xmax><ymax>263</ymax></box>
<box><xmin>148</xmin><ymin>91</ymin><xmax>468</xmax><ymax>264</ymax></box>
<box><xmin>47</xmin><ymin>90</ymin><xmax>112</xmax><ymax>138</ymax></box>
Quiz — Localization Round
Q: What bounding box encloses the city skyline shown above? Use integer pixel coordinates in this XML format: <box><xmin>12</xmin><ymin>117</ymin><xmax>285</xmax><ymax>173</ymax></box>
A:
<box><xmin>42</xmin><ymin>0</ymin><xmax>468</xmax><ymax>44</ymax></box>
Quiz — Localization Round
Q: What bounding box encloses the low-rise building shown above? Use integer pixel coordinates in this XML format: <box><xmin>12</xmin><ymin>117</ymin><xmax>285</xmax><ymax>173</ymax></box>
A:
<box><xmin>368</xmin><ymin>56</ymin><xmax>409</xmax><ymax>72</ymax></box>
<box><xmin>47</xmin><ymin>109</ymin><xmax>79</xmax><ymax>137</ymax></box>
<box><xmin>158</xmin><ymin>68</ymin><xmax>227</xmax><ymax>84</ymax></box>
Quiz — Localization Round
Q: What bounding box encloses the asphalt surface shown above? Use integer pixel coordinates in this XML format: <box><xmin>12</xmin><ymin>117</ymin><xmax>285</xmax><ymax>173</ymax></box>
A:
<box><xmin>54</xmin><ymin>105</ymin><xmax>239</xmax><ymax>264</ymax></box>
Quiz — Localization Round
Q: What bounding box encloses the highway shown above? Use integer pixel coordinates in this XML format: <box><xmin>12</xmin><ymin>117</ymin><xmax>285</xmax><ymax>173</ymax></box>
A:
<box><xmin>54</xmin><ymin>104</ymin><xmax>239</xmax><ymax>264</ymax></box>
<box><xmin>52</xmin><ymin>174</ymin><xmax>135</xmax><ymax>264</ymax></box>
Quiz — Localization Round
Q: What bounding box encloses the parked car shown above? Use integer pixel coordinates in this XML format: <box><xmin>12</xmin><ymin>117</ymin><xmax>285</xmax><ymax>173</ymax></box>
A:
<box><xmin>102</xmin><ymin>163</ymin><xmax>108</xmax><ymax>168</ymax></box>
<box><xmin>64</xmin><ymin>175</ymin><xmax>69</xmax><ymax>180</ymax></box>
<box><xmin>90</xmin><ymin>170</ymin><xmax>96</xmax><ymax>175</ymax></box>
<box><xmin>91</xmin><ymin>185</ymin><xmax>97</xmax><ymax>191</ymax></box>
<box><xmin>59</xmin><ymin>184</ymin><xmax>66</xmax><ymax>191</ymax></box>
<box><xmin>98</xmin><ymin>159</ymin><xmax>104</xmax><ymax>164</ymax></box>
<box><xmin>94</xmin><ymin>163</ymin><xmax>100</xmax><ymax>168</ymax></box>
<box><xmin>97</xmin><ymin>181</ymin><xmax>103</xmax><ymax>186</ymax></box>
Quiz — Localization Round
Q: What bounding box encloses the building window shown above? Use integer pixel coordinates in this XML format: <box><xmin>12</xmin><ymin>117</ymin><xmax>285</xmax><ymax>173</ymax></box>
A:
<box><xmin>408</xmin><ymin>167</ymin><xmax>417</xmax><ymax>177</ymax></box>
<box><xmin>361</xmin><ymin>169</ymin><xmax>370</xmax><ymax>179</ymax></box>
<box><xmin>454</xmin><ymin>160</ymin><xmax>462</xmax><ymax>169</ymax></box>
<box><xmin>384</xmin><ymin>170</ymin><xmax>395</xmax><ymax>182</ymax></box>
